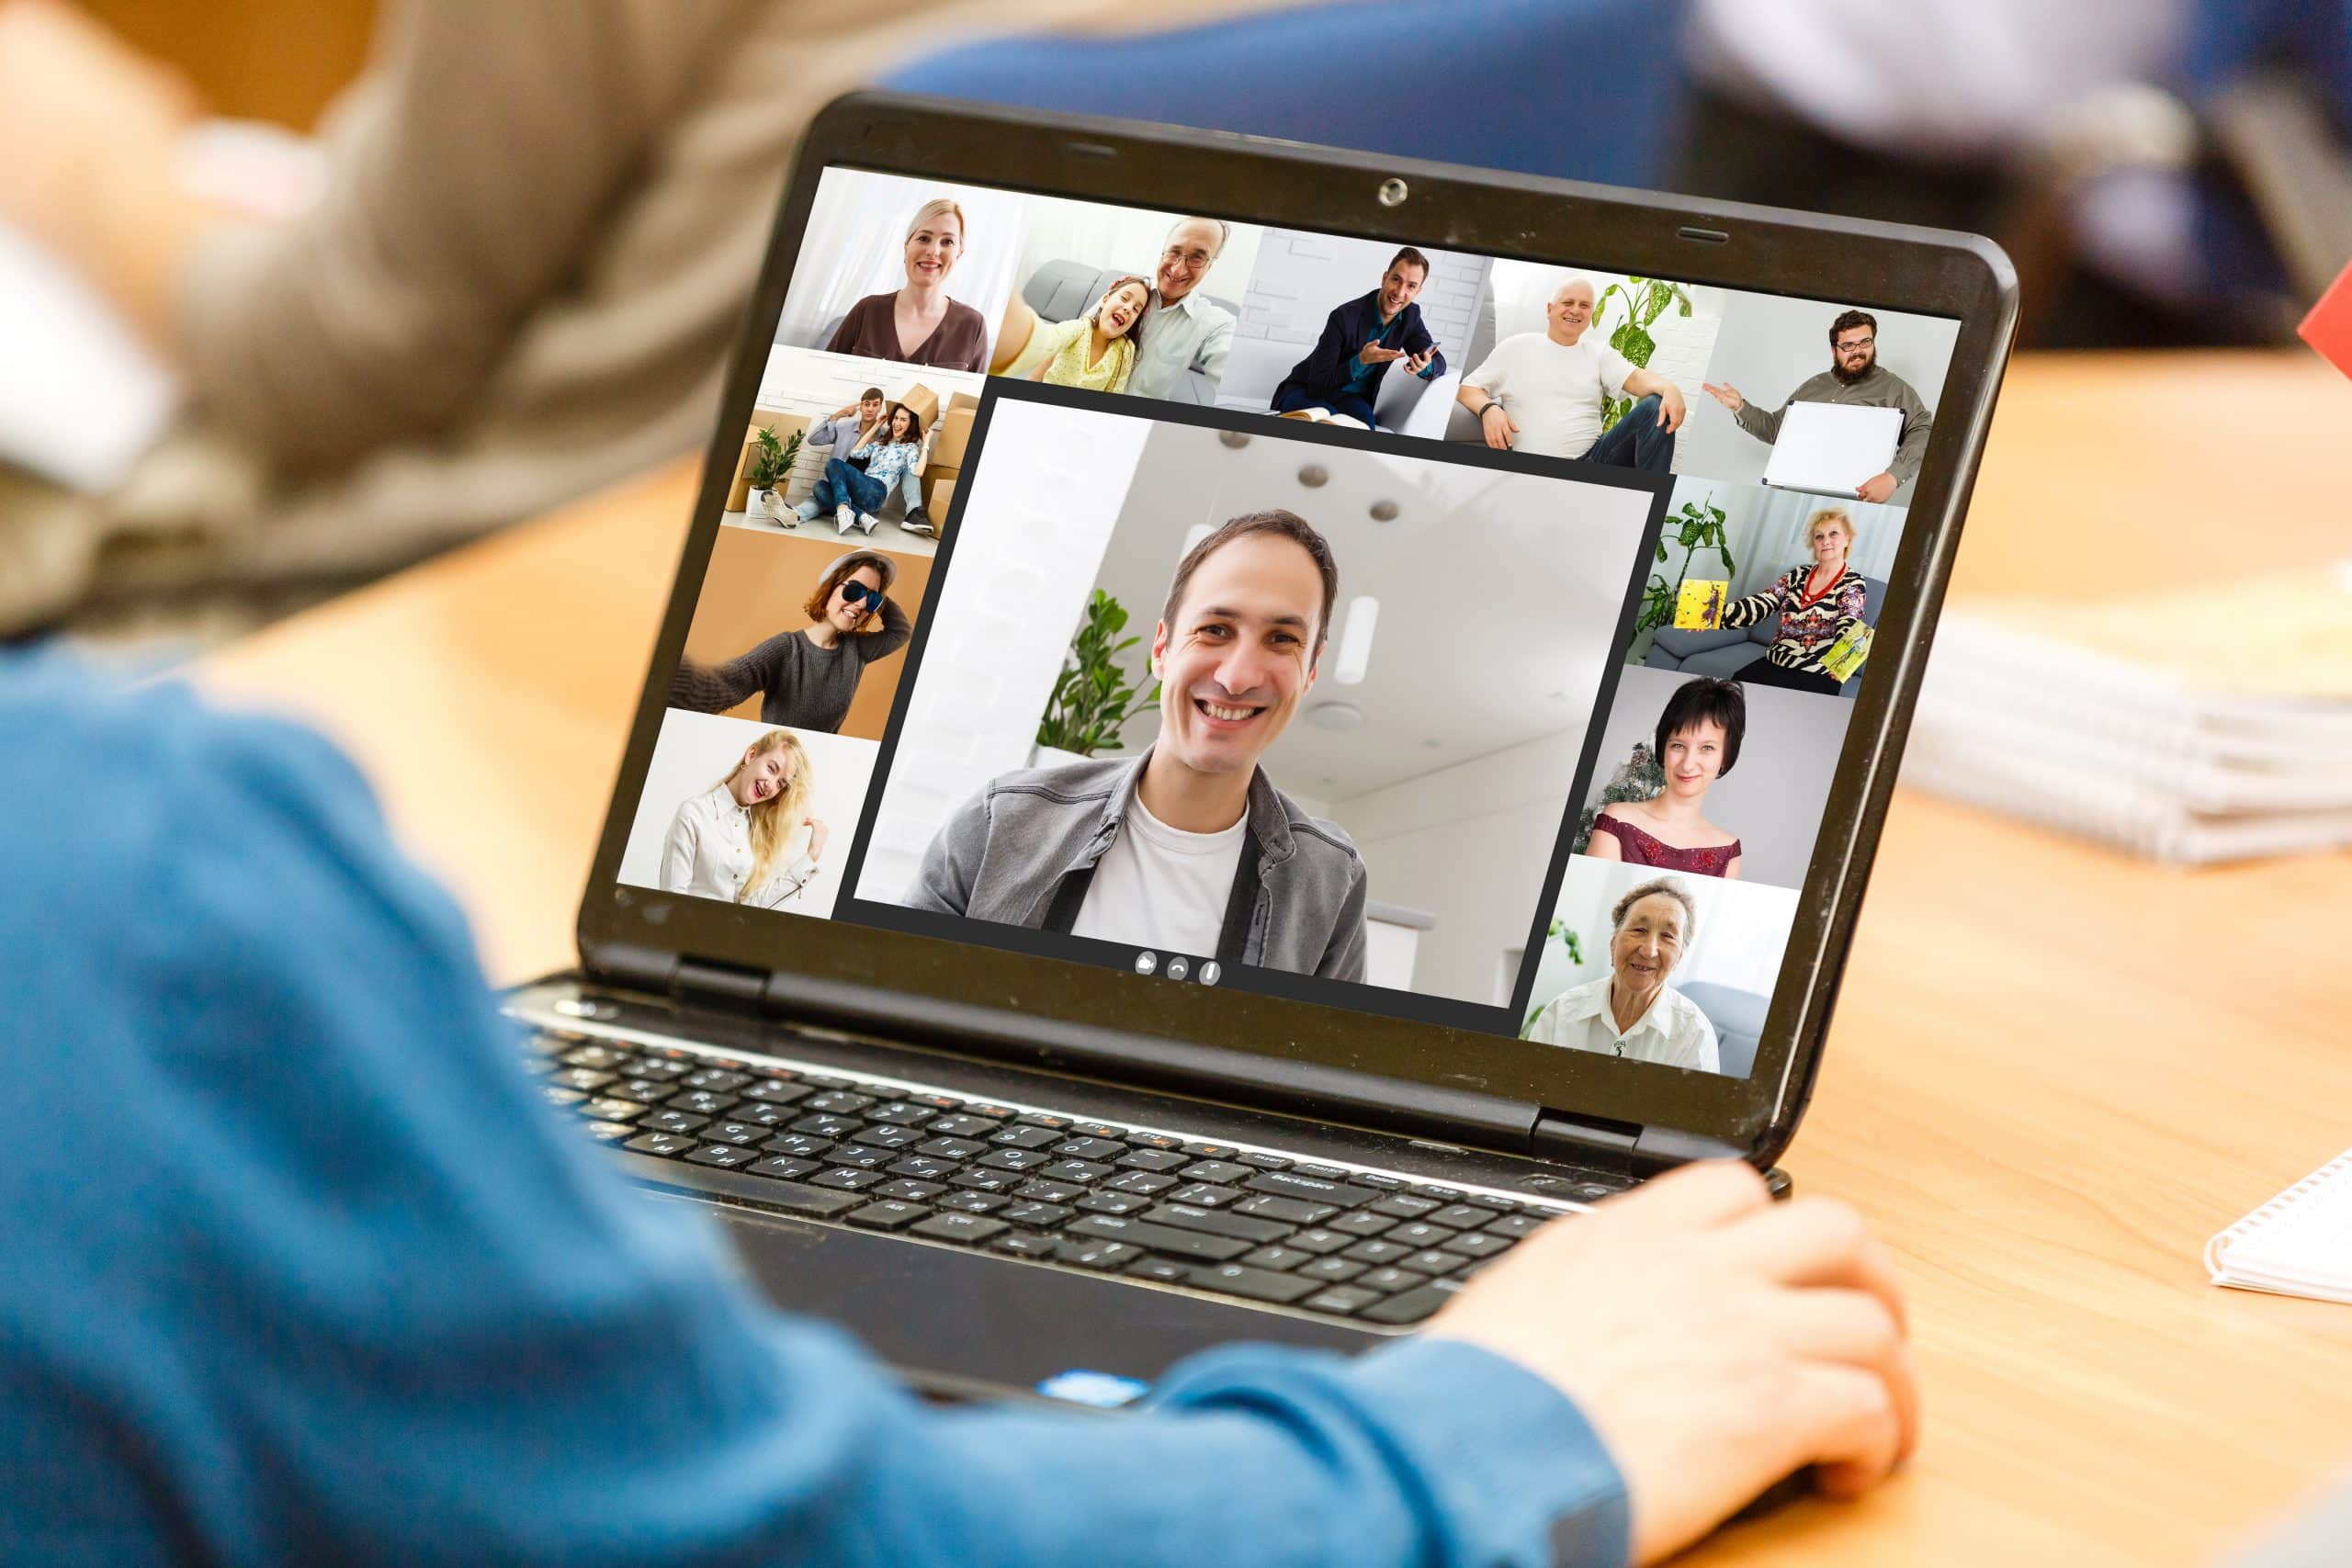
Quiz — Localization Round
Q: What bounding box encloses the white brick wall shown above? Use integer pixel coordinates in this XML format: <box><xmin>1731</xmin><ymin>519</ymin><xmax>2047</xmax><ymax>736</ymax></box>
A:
<box><xmin>854</xmin><ymin>399</ymin><xmax>1150</xmax><ymax>906</ymax></box>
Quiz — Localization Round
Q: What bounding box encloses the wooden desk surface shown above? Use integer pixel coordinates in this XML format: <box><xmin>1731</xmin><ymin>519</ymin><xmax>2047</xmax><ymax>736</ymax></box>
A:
<box><xmin>200</xmin><ymin>354</ymin><xmax>2352</xmax><ymax>1566</ymax></box>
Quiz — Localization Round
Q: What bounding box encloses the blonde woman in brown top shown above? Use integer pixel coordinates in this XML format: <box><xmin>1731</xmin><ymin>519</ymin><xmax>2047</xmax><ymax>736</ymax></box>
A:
<box><xmin>823</xmin><ymin>197</ymin><xmax>990</xmax><ymax>372</ymax></box>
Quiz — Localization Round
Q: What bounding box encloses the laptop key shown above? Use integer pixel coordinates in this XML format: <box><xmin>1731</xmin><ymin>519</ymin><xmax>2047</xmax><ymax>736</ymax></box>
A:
<box><xmin>989</xmin><ymin>1124</ymin><xmax>1061</xmax><ymax>1150</ymax></box>
<box><xmin>810</xmin><ymin>1168</ymin><xmax>886</xmax><ymax>1191</ymax></box>
<box><xmin>1237</xmin><ymin>1152</ymin><xmax>1293</xmax><ymax>1171</ymax></box>
<box><xmin>641</xmin><ymin>1110</ymin><xmax>710</xmax><ymax>1136</ymax></box>
<box><xmin>1104</xmin><ymin>1170</ymin><xmax>1179</xmax><ymax>1196</ymax></box>
<box><xmin>686</xmin><ymin>1144</ymin><xmax>759</xmax><ymax>1170</ymax></box>
<box><xmin>1285</xmin><ymin>1228</ymin><xmax>1351</xmax><ymax>1255</ymax></box>
<box><xmin>1290</xmin><ymin>1162</ymin><xmax>1351</xmax><ymax>1180</ymax></box>
<box><xmin>1328</xmin><ymin>1212</ymin><xmax>1396</xmax><ymax>1238</ymax></box>
<box><xmin>828</xmin><ymin>1145</ymin><xmax>900</xmax><ymax>1171</ymax></box>
<box><xmin>615</xmin><ymin>1077</ymin><xmax>679</xmax><ymax>1105</ymax></box>
<box><xmin>704</xmin><ymin>1122</ymin><xmax>768</xmax><ymax>1147</ymax></box>
<box><xmin>990</xmin><ymin>1233</ymin><xmax>1058</xmax><ymax>1258</ymax></box>
<box><xmin>1231</xmin><ymin>1194</ymin><xmax>1336</xmax><ymax>1225</ymax></box>
<box><xmin>790</xmin><ymin>1113</ymin><xmax>862</xmax><ymax>1139</ymax></box>
<box><xmin>1057</xmin><ymin>1238</ymin><xmax>1147</xmax><ymax>1271</ymax></box>
<box><xmin>1448</xmin><ymin>1231</ymin><xmax>1517</xmax><ymax>1258</ymax></box>
<box><xmin>1303</xmin><ymin>1286</ymin><xmax>1384</xmax><ymax>1316</ymax></box>
<box><xmin>1054</xmin><ymin>1136</ymin><xmax>1127</xmax><ymax>1161</ymax></box>
<box><xmin>1297</xmin><ymin>1257</ymin><xmax>1366</xmax><ymax>1283</ymax></box>
<box><xmin>583</xmin><ymin>1097</ymin><xmax>648</xmax><ymax>1123</ymax></box>
<box><xmin>684</xmin><ymin>1068</ymin><xmax>752</xmax><ymax>1093</ymax></box>
<box><xmin>1125</xmin><ymin>1258</ymin><xmax>1193</xmax><ymax>1283</ymax></box>
<box><xmin>807</xmin><ymin>1090</ymin><xmax>876</xmax><ymax>1114</ymax></box>
<box><xmin>876</xmin><ymin>1179</ymin><xmax>946</xmax><ymax>1203</ymax></box>
<box><xmin>548</xmin><ymin>1067</ymin><xmax>616</xmax><ymax>1092</ymax></box>
<box><xmin>1355</xmin><ymin>1267</ymin><xmax>1431</xmax><ymax>1294</ymax></box>
<box><xmin>1359</xmin><ymin>1281</ymin><xmax>1465</xmax><ymax>1326</ymax></box>
<box><xmin>1240</xmin><ymin>1246</ymin><xmax>1313</xmax><ymax>1271</ymax></box>
<box><xmin>1410</xmin><ymin>1184</ymin><xmax>1470</xmax><ymax>1204</ymax></box>
<box><xmin>1115</xmin><ymin>1149</ymin><xmax>1191</xmax><ymax>1174</ymax></box>
<box><xmin>857</xmin><ymin>1124</ymin><xmax>924</xmax><ymax>1149</ymax></box>
<box><xmin>1072</xmin><ymin>1122</ymin><xmax>1129</xmax><ymax>1140</ymax></box>
<box><xmin>1076</xmin><ymin>1191</ymin><xmax>1151</xmax><ymax>1216</ymax></box>
<box><xmin>726</xmin><ymin>1101</ymin><xmax>796</xmax><ymax>1128</ymax></box>
<box><xmin>888</xmin><ymin>1156</ymin><xmax>957</xmax><ymax>1182</ymax></box>
<box><xmin>747</xmin><ymin>1156</ymin><xmax>822</xmax><ymax>1181</ymax></box>
<box><xmin>1429</xmin><ymin>1205</ymin><xmax>1492</xmax><ymax>1231</ymax></box>
<box><xmin>1064</xmin><ymin>1215</ymin><xmax>1250</xmax><ymax>1263</ymax></box>
<box><xmin>1000</xmin><ymin>1201</ymin><xmax>1073</xmax><ymax>1229</ymax></box>
<box><xmin>741</xmin><ymin>1079</ymin><xmax>811</xmax><ymax>1106</ymax></box>
<box><xmin>1372</xmin><ymin>1195</ymin><xmax>1442</xmax><ymax>1219</ymax></box>
<box><xmin>1181</xmin><ymin>1160</ymin><xmax>1253</xmax><ymax>1185</ymax></box>
<box><xmin>1345</xmin><ymin>1239</ymin><xmax>1413</xmax><ymax>1265</ymax></box>
<box><xmin>560</xmin><ymin>1043</ymin><xmax>630</xmax><ymax>1070</ymax></box>
<box><xmin>623</xmin><ymin>1132</ymin><xmax>695</xmax><ymax>1158</ymax></box>
<box><xmin>1123</xmin><ymin>1131</ymin><xmax>1185</xmax><ymax>1152</ymax></box>
<box><xmin>1389</xmin><ymin>1222</ymin><xmax>1462</xmax><ymax>1248</ymax></box>
<box><xmin>1038</xmin><ymin>1159</ymin><xmax>1114</xmax><ymax>1186</ymax></box>
<box><xmin>1141</xmin><ymin>1204</ymin><xmax>1291</xmax><ymax>1245</ymax></box>
<box><xmin>928</xmin><ymin>1114</ymin><xmax>1003</xmax><ymax>1139</ymax></box>
<box><xmin>1241</xmin><ymin>1171</ymin><xmax>1380</xmax><ymax>1209</ymax></box>
<box><xmin>845</xmin><ymin>1200</ymin><xmax>930</xmax><ymax>1231</ymax></box>
<box><xmin>1190</xmin><ymin>1263</ymin><xmax>1317</xmax><ymax>1305</ymax></box>
<box><xmin>1401</xmin><ymin>1250</ymin><xmax>1468</xmax><ymax>1277</ymax></box>
<box><xmin>936</xmin><ymin>1191</ymin><xmax>1007</xmax><ymax>1214</ymax></box>
<box><xmin>762</xmin><ymin>1133</ymin><xmax>832</xmax><ymax>1160</ymax></box>
<box><xmin>1013</xmin><ymin>1112</ymin><xmax>1074</xmax><ymax>1132</ymax></box>
<box><xmin>1354</xmin><ymin>1173</ymin><xmax>1407</xmax><ymax>1190</ymax></box>
<box><xmin>951</xmin><ymin>1168</ymin><xmax>1020</xmax><ymax>1193</ymax></box>
<box><xmin>542</xmin><ymin>1086</ymin><xmax>588</xmax><ymax>1108</ymax></box>
<box><xmin>977</xmin><ymin>1148</ymin><xmax>1051</xmax><ymax>1173</ymax></box>
<box><xmin>670</xmin><ymin>1090</ymin><xmax>738</xmax><ymax>1118</ymax></box>
<box><xmin>1180</xmin><ymin>1142</ymin><xmax>1242</xmax><ymax>1159</ymax></box>
<box><xmin>1015</xmin><ymin>1179</ymin><xmax>1086</xmax><ymax>1205</ymax></box>
<box><xmin>864</xmin><ymin>1100</ymin><xmax>934</xmax><ymax>1126</ymax></box>
<box><xmin>1168</xmin><ymin>1183</ymin><xmax>1241</xmax><ymax>1208</ymax></box>
<box><xmin>910</xmin><ymin>1213</ymin><xmax>1008</xmax><ymax>1247</ymax></box>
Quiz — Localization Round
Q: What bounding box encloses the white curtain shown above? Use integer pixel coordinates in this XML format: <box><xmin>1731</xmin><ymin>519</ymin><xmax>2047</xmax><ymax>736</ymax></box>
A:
<box><xmin>773</xmin><ymin>169</ymin><xmax>1028</xmax><ymax>354</ymax></box>
<box><xmin>1709</xmin><ymin>483</ymin><xmax>1905</xmax><ymax>596</ymax></box>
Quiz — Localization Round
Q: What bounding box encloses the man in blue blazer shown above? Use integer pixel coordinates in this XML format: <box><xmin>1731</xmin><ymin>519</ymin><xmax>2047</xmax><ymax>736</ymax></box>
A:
<box><xmin>1271</xmin><ymin>248</ymin><xmax>1447</xmax><ymax>429</ymax></box>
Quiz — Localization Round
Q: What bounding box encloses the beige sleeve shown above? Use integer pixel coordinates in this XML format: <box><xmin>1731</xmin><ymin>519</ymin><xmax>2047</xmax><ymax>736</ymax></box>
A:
<box><xmin>175</xmin><ymin>0</ymin><xmax>743</xmax><ymax>469</ymax></box>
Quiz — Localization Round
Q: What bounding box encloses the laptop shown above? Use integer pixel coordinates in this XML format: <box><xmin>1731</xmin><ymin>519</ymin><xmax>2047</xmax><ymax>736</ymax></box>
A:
<box><xmin>504</xmin><ymin>92</ymin><xmax>2017</xmax><ymax>1410</ymax></box>
<box><xmin>1762</xmin><ymin>401</ymin><xmax>1906</xmax><ymax>497</ymax></box>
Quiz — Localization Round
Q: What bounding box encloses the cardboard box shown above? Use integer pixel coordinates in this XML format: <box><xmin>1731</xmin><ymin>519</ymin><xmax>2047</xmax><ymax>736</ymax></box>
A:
<box><xmin>898</xmin><ymin>381</ymin><xmax>941</xmax><ymax>429</ymax></box>
<box><xmin>932</xmin><ymin>406</ymin><xmax>978</xmax><ymax>469</ymax></box>
<box><xmin>729</xmin><ymin>409</ymin><xmax>810</xmax><ymax>512</ymax></box>
<box><xmin>920</xmin><ymin>475</ymin><xmax>957</xmax><ymax>525</ymax></box>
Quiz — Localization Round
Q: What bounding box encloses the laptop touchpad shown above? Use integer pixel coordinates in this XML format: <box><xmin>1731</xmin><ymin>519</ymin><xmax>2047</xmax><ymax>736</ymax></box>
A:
<box><xmin>693</xmin><ymin>1198</ymin><xmax>1382</xmax><ymax>1403</ymax></box>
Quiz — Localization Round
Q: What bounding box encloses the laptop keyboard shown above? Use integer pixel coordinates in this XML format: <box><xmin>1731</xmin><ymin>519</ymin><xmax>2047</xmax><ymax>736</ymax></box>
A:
<box><xmin>526</xmin><ymin>1026</ymin><xmax>1602</xmax><ymax>1326</ymax></box>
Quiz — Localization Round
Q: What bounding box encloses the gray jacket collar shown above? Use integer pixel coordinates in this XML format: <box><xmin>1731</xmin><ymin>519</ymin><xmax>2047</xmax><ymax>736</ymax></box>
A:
<box><xmin>1089</xmin><ymin>750</ymin><xmax>1298</xmax><ymax>867</ymax></box>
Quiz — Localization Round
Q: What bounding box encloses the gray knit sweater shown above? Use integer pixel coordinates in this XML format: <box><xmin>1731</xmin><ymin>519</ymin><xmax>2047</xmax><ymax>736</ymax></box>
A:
<box><xmin>668</xmin><ymin>597</ymin><xmax>911</xmax><ymax>733</ymax></box>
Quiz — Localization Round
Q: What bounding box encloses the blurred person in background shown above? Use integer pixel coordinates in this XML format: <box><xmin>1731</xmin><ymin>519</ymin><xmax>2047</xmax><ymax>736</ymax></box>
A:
<box><xmin>0</xmin><ymin>0</ymin><xmax>1285</xmax><ymax>642</ymax></box>
<box><xmin>1672</xmin><ymin>0</ymin><xmax>2352</xmax><ymax>347</ymax></box>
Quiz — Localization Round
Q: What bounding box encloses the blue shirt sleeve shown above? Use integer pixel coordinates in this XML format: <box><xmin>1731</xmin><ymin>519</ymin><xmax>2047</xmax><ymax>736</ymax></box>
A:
<box><xmin>0</xmin><ymin>653</ymin><xmax>1630</xmax><ymax>1568</ymax></box>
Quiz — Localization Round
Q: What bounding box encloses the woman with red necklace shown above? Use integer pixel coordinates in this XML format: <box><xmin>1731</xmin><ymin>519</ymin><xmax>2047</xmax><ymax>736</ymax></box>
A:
<box><xmin>1722</xmin><ymin>506</ymin><xmax>1871</xmax><ymax>696</ymax></box>
<box><xmin>1589</xmin><ymin>677</ymin><xmax>1745</xmax><ymax>879</ymax></box>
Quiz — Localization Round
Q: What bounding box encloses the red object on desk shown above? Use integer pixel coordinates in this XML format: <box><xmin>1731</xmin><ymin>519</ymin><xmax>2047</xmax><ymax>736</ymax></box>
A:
<box><xmin>2302</xmin><ymin>256</ymin><xmax>2352</xmax><ymax>379</ymax></box>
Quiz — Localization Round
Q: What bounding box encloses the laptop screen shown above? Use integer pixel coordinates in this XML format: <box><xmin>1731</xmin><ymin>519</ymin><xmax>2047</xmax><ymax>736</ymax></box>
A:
<box><xmin>613</xmin><ymin>164</ymin><xmax>1961</xmax><ymax>1081</ymax></box>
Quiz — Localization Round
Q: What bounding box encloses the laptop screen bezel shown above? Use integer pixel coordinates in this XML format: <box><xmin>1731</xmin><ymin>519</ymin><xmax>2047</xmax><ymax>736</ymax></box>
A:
<box><xmin>571</xmin><ymin>91</ymin><xmax>2018</xmax><ymax>1168</ymax></box>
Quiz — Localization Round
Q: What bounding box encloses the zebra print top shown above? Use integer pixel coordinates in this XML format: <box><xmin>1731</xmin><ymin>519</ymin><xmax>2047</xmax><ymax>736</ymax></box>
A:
<box><xmin>1721</xmin><ymin>565</ymin><xmax>1868</xmax><ymax>673</ymax></box>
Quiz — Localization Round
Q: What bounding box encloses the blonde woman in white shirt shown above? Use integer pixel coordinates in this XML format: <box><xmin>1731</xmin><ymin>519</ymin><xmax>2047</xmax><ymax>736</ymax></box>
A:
<box><xmin>1523</xmin><ymin>876</ymin><xmax>1721</xmax><ymax>1072</ymax></box>
<box><xmin>660</xmin><ymin>729</ymin><xmax>828</xmax><ymax>904</ymax></box>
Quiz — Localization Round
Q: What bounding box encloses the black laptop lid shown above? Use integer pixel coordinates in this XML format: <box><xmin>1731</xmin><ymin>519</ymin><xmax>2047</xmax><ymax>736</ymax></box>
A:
<box><xmin>572</xmin><ymin>93</ymin><xmax>2018</xmax><ymax>1171</ymax></box>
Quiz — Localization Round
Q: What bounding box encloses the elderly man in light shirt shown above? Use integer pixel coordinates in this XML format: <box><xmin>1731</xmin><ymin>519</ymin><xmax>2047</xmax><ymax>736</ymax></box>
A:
<box><xmin>1524</xmin><ymin>877</ymin><xmax>1722</xmax><ymax>1072</ymax></box>
<box><xmin>1125</xmin><ymin>216</ymin><xmax>1238</xmax><ymax>400</ymax></box>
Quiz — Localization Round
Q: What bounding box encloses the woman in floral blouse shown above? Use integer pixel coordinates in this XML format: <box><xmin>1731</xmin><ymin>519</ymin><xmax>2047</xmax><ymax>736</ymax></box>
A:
<box><xmin>1722</xmin><ymin>506</ymin><xmax>1871</xmax><ymax>695</ymax></box>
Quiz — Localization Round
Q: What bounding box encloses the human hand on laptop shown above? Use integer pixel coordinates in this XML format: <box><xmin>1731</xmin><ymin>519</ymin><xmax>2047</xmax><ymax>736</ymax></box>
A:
<box><xmin>1424</xmin><ymin>1160</ymin><xmax>1917</xmax><ymax>1564</ymax></box>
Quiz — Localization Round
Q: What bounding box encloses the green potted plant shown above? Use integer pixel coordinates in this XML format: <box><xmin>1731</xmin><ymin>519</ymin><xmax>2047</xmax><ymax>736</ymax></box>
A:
<box><xmin>1590</xmin><ymin>276</ymin><xmax>1693</xmax><ymax>432</ymax></box>
<box><xmin>1626</xmin><ymin>490</ymin><xmax>1736</xmax><ymax>664</ymax></box>
<box><xmin>1035</xmin><ymin>590</ymin><xmax>1160</xmax><ymax>761</ymax></box>
<box><xmin>745</xmin><ymin>426</ymin><xmax>801</xmax><ymax>525</ymax></box>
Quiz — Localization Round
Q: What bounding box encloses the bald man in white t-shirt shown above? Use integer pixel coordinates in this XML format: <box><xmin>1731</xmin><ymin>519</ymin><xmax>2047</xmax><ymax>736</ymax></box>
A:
<box><xmin>1455</xmin><ymin>277</ymin><xmax>1687</xmax><ymax>471</ymax></box>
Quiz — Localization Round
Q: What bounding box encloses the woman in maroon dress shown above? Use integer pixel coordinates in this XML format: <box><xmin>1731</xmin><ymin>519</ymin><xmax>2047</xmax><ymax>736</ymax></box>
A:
<box><xmin>1588</xmin><ymin>676</ymin><xmax>1746</xmax><ymax>878</ymax></box>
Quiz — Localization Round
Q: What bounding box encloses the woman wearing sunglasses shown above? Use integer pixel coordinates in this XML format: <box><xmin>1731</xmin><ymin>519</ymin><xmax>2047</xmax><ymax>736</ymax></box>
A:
<box><xmin>668</xmin><ymin>549</ymin><xmax>910</xmax><ymax>734</ymax></box>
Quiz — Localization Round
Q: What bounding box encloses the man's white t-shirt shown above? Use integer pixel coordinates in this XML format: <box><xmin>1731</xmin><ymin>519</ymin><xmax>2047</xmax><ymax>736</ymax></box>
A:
<box><xmin>1069</xmin><ymin>794</ymin><xmax>1248</xmax><ymax>956</ymax></box>
<box><xmin>1459</xmin><ymin>331</ymin><xmax>1635</xmax><ymax>459</ymax></box>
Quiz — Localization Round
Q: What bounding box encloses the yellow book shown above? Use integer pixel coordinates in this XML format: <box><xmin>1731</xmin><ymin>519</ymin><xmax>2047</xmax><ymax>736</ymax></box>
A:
<box><xmin>1674</xmin><ymin>578</ymin><xmax>1729</xmax><ymax>630</ymax></box>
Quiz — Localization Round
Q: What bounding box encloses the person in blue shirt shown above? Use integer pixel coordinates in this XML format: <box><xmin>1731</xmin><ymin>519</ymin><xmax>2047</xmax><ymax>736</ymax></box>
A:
<box><xmin>0</xmin><ymin>651</ymin><xmax>1917</xmax><ymax>1567</ymax></box>
<box><xmin>1271</xmin><ymin>249</ymin><xmax>1449</xmax><ymax>430</ymax></box>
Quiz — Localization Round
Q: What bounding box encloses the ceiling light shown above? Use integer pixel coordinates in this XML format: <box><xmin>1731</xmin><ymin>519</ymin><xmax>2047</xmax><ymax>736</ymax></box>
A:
<box><xmin>1334</xmin><ymin>595</ymin><xmax>1378</xmax><ymax>685</ymax></box>
<box><xmin>1217</xmin><ymin>429</ymin><xmax>1251</xmax><ymax>449</ymax></box>
<box><xmin>1369</xmin><ymin>499</ymin><xmax>1399</xmax><ymax>522</ymax></box>
<box><xmin>1297</xmin><ymin>464</ymin><xmax>1329</xmax><ymax>488</ymax></box>
<box><xmin>1308</xmin><ymin>702</ymin><xmax>1363</xmax><ymax>730</ymax></box>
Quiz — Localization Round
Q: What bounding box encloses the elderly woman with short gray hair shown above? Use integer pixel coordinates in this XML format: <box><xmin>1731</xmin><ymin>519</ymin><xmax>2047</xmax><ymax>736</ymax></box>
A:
<box><xmin>1522</xmin><ymin>876</ymin><xmax>1722</xmax><ymax>1072</ymax></box>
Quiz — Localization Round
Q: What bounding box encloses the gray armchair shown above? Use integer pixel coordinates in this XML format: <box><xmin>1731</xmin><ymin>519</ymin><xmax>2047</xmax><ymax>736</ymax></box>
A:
<box><xmin>1645</xmin><ymin>571</ymin><xmax>1887</xmax><ymax>698</ymax></box>
<box><xmin>1022</xmin><ymin>260</ymin><xmax>1236</xmax><ymax>405</ymax></box>
<box><xmin>1678</xmin><ymin>982</ymin><xmax>1767</xmax><ymax>1079</ymax></box>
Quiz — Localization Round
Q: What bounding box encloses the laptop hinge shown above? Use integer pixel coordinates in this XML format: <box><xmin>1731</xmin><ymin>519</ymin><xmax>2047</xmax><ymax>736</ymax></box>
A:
<box><xmin>1530</xmin><ymin>1111</ymin><xmax>1639</xmax><ymax>1177</ymax></box>
<box><xmin>1630</xmin><ymin>1123</ymin><xmax>1753</xmax><ymax>1175</ymax></box>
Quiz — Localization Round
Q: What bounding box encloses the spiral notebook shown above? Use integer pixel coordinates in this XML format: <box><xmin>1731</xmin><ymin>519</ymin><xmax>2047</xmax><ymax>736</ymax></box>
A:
<box><xmin>2206</xmin><ymin>1152</ymin><xmax>2352</xmax><ymax>1303</ymax></box>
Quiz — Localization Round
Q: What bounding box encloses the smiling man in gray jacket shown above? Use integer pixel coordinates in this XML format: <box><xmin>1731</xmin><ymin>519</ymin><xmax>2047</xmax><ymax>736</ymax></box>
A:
<box><xmin>908</xmin><ymin>509</ymin><xmax>1368</xmax><ymax>982</ymax></box>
